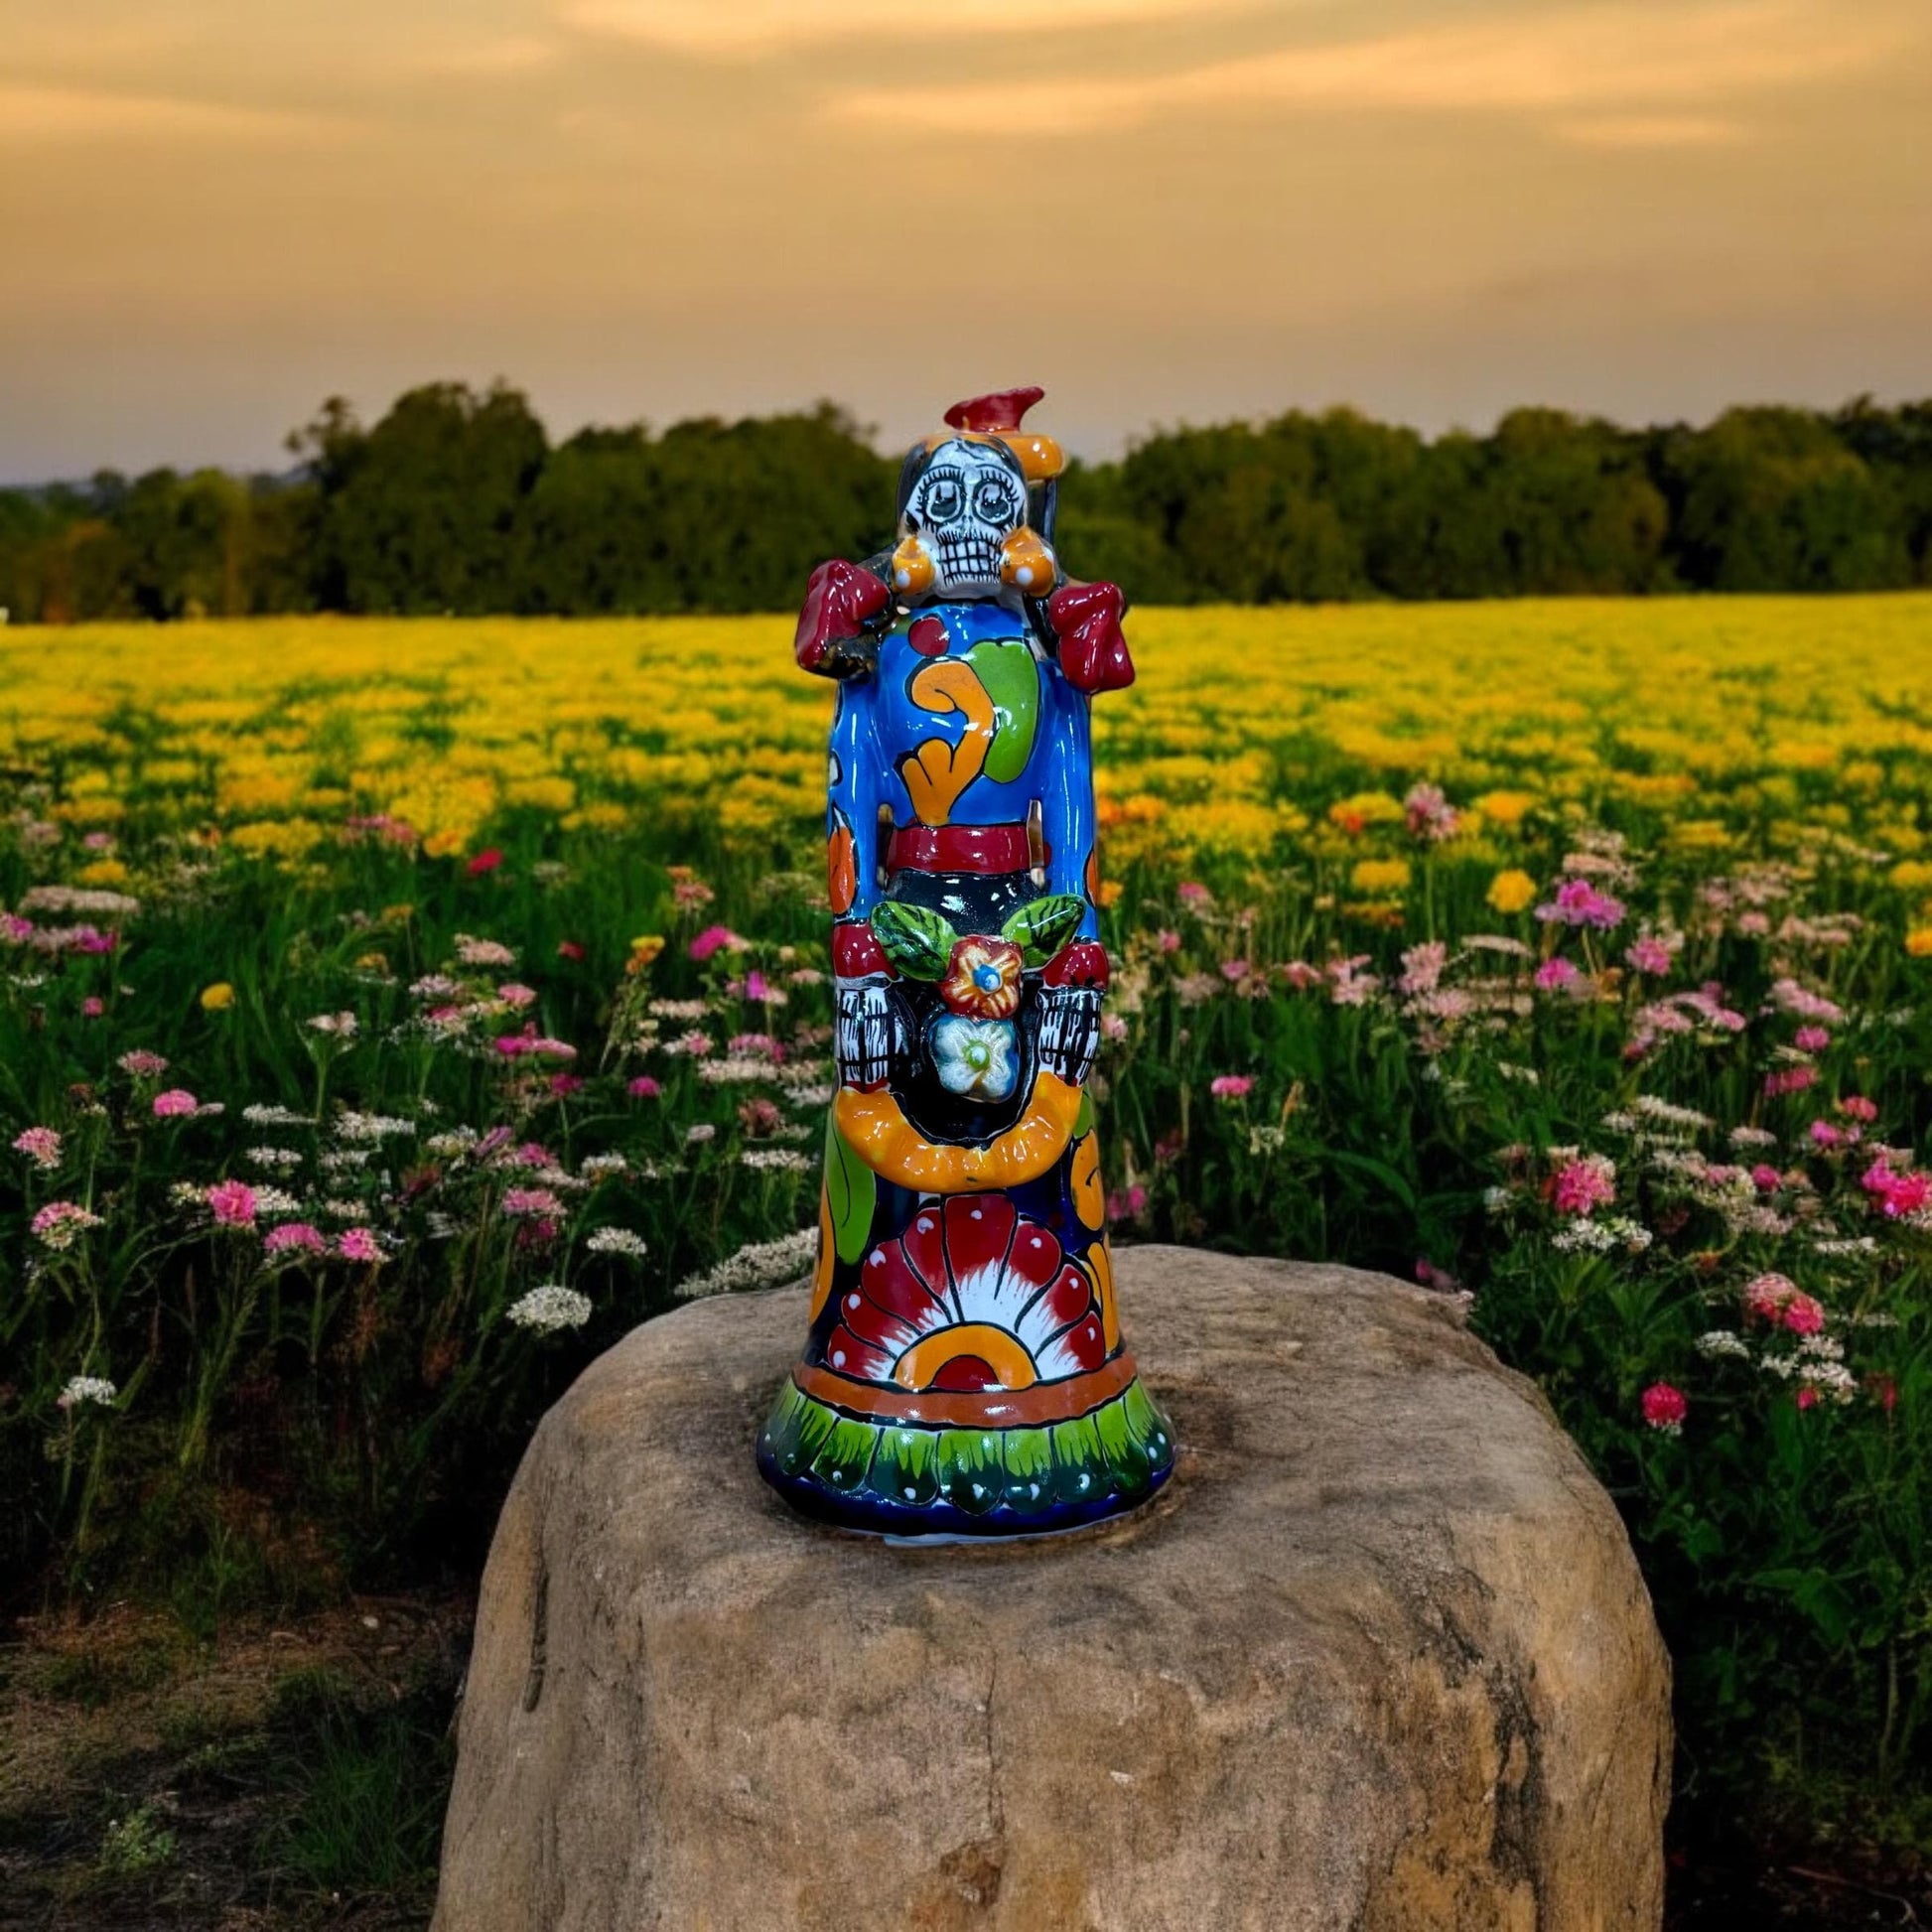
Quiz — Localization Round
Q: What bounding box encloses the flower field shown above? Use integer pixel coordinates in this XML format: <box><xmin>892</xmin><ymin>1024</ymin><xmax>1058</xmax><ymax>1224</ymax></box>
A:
<box><xmin>4</xmin><ymin>595</ymin><xmax>1932</xmax><ymax>1843</ymax></box>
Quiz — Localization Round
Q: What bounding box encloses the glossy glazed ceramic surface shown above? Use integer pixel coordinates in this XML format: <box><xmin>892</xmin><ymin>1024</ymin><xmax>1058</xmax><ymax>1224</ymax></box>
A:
<box><xmin>759</xmin><ymin>388</ymin><xmax>1173</xmax><ymax>1536</ymax></box>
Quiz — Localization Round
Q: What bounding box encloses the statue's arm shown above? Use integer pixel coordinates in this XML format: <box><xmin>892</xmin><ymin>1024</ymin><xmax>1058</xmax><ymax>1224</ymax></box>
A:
<box><xmin>1043</xmin><ymin>579</ymin><xmax>1135</xmax><ymax>695</ymax></box>
<box><xmin>1034</xmin><ymin>673</ymin><xmax>1109</xmax><ymax>1087</ymax></box>
<box><xmin>794</xmin><ymin>555</ymin><xmax>893</xmax><ymax>680</ymax></box>
<box><xmin>826</xmin><ymin>677</ymin><xmax>897</xmax><ymax>1091</ymax></box>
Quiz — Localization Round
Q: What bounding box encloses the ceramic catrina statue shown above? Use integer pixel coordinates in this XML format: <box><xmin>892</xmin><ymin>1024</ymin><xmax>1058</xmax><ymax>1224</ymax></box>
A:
<box><xmin>756</xmin><ymin>385</ymin><xmax>1174</xmax><ymax>1536</ymax></box>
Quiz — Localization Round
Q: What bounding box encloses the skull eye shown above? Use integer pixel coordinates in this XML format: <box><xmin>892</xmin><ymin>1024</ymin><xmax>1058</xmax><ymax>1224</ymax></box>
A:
<box><xmin>921</xmin><ymin>469</ymin><xmax>966</xmax><ymax>525</ymax></box>
<box><xmin>974</xmin><ymin>477</ymin><xmax>1017</xmax><ymax>526</ymax></box>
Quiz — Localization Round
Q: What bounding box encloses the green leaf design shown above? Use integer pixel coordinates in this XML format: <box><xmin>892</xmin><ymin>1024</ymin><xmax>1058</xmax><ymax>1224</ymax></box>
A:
<box><xmin>1000</xmin><ymin>894</ymin><xmax>1085</xmax><ymax>967</ymax></box>
<box><xmin>869</xmin><ymin>899</ymin><xmax>956</xmax><ymax>980</ymax></box>
<box><xmin>965</xmin><ymin>637</ymin><xmax>1041</xmax><ymax>784</ymax></box>
<box><xmin>871</xmin><ymin>1425</ymin><xmax>941</xmax><ymax>1507</ymax></box>
<box><xmin>824</xmin><ymin>1116</ymin><xmax>876</xmax><ymax>1265</ymax></box>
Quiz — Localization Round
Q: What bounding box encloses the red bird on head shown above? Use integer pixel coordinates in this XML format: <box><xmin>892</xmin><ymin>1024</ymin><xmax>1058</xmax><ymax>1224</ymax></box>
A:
<box><xmin>943</xmin><ymin>386</ymin><xmax>1045</xmax><ymax>434</ymax></box>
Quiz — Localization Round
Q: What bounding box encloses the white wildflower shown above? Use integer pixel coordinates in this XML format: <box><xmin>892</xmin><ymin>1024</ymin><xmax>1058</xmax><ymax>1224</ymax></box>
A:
<box><xmin>586</xmin><ymin>1227</ymin><xmax>648</xmax><ymax>1259</ymax></box>
<box><xmin>505</xmin><ymin>1285</ymin><xmax>592</xmax><ymax>1332</ymax></box>
<box><xmin>674</xmin><ymin>1226</ymin><xmax>817</xmax><ymax>1300</ymax></box>
<box><xmin>57</xmin><ymin>1374</ymin><xmax>118</xmax><ymax>1410</ymax></box>
<box><xmin>1696</xmin><ymin>1331</ymin><xmax>1751</xmax><ymax>1361</ymax></box>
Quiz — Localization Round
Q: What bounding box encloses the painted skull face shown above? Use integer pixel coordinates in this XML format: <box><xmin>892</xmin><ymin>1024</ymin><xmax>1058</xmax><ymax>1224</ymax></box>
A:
<box><xmin>903</xmin><ymin>438</ymin><xmax>1027</xmax><ymax>598</ymax></box>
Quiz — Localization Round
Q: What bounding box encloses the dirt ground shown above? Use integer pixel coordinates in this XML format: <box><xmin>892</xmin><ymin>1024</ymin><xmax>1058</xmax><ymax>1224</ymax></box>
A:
<box><xmin>1</xmin><ymin>1594</ymin><xmax>470</xmax><ymax>1931</ymax></box>
<box><xmin>3</xmin><ymin>1589</ymin><xmax>1924</xmax><ymax>1930</ymax></box>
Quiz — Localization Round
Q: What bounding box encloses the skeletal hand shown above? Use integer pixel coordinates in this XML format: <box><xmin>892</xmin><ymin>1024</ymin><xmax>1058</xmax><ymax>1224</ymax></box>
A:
<box><xmin>835</xmin><ymin>982</ymin><xmax>896</xmax><ymax>1090</ymax></box>
<box><xmin>1036</xmin><ymin>985</ymin><xmax>1103</xmax><ymax>1087</ymax></box>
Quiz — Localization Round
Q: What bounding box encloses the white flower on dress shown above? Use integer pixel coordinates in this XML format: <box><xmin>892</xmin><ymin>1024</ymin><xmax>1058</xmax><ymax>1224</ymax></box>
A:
<box><xmin>930</xmin><ymin>1017</ymin><xmax>1017</xmax><ymax>1102</ymax></box>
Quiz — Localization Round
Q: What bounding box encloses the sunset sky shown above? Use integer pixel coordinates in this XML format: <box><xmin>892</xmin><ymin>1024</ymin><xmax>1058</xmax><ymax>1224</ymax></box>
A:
<box><xmin>3</xmin><ymin>0</ymin><xmax>1928</xmax><ymax>481</ymax></box>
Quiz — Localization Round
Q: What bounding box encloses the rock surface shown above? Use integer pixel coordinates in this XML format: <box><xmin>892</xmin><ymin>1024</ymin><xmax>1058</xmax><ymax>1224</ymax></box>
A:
<box><xmin>435</xmin><ymin>1248</ymin><xmax>1671</xmax><ymax>1931</ymax></box>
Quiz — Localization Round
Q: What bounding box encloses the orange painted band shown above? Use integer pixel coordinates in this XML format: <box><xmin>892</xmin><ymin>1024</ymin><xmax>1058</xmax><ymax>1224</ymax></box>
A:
<box><xmin>791</xmin><ymin>1353</ymin><xmax>1140</xmax><ymax>1430</ymax></box>
<box><xmin>833</xmin><ymin>1070</ymin><xmax>1081</xmax><ymax>1193</ymax></box>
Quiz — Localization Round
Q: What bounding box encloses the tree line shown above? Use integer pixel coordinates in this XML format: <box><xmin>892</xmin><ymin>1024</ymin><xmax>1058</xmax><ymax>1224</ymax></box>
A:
<box><xmin>3</xmin><ymin>383</ymin><xmax>1929</xmax><ymax>622</ymax></box>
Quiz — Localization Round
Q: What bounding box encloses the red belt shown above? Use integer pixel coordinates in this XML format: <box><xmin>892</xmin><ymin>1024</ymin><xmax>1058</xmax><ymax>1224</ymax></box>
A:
<box><xmin>887</xmin><ymin>823</ymin><xmax>1033</xmax><ymax>876</ymax></box>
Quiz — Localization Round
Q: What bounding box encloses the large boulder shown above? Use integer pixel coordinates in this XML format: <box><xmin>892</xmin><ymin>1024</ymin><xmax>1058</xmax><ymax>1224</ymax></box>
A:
<box><xmin>435</xmin><ymin>1249</ymin><xmax>1670</xmax><ymax>1931</ymax></box>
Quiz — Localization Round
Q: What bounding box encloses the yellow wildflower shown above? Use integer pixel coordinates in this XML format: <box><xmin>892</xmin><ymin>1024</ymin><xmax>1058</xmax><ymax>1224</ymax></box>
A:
<box><xmin>1907</xmin><ymin>927</ymin><xmax>1932</xmax><ymax>959</ymax></box>
<box><xmin>629</xmin><ymin>935</ymin><xmax>667</xmax><ymax>965</ymax></box>
<box><xmin>1349</xmin><ymin>858</ymin><xmax>1411</xmax><ymax>897</ymax></box>
<box><xmin>200</xmin><ymin>982</ymin><xmax>236</xmax><ymax>1011</ymax></box>
<box><xmin>1474</xmin><ymin>790</ymin><xmax>1535</xmax><ymax>828</ymax></box>
<box><xmin>1327</xmin><ymin>791</ymin><xmax>1404</xmax><ymax>834</ymax></box>
<box><xmin>1486</xmin><ymin>869</ymin><xmax>1538</xmax><ymax>915</ymax></box>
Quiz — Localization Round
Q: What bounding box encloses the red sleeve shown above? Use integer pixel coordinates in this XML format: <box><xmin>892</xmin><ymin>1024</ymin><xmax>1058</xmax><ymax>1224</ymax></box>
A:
<box><xmin>795</xmin><ymin>560</ymin><xmax>891</xmax><ymax>676</ymax></box>
<box><xmin>1045</xmin><ymin>580</ymin><xmax>1135</xmax><ymax>693</ymax></box>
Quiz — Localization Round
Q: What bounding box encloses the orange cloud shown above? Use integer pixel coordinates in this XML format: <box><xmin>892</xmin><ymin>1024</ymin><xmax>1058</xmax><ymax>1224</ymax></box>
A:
<box><xmin>561</xmin><ymin>0</ymin><xmax>1215</xmax><ymax>56</ymax></box>
<box><xmin>0</xmin><ymin>83</ymin><xmax>348</xmax><ymax>146</ymax></box>
<box><xmin>826</xmin><ymin>0</ymin><xmax>1924</xmax><ymax>134</ymax></box>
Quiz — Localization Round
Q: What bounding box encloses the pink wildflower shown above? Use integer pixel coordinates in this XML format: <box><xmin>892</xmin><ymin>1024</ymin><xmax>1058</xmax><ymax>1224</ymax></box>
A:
<box><xmin>467</xmin><ymin>847</ymin><xmax>504</xmax><ymax>876</ymax></box>
<box><xmin>1750</xmin><ymin>1164</ymin><xmax>1782</xmax><ymax>1193</ymax></box>
<box><xmin>152</xmin><ymin>1089</ymin><xmax>199</xmax><ymax>1118</ymax></box>
<box><xmin>1398</xmin><ymin>942</ymin><xmax>1448</xmax><ymax>997</ymax></box>
<box><xmin>744</xmin><ymin>969</ymin><xmax>773</xmax><ymax>1002</ymax></box>
<box><xmin>1534</xmin><ymin>956</ymin><xmax>1582</xmax><ymax>992</ymax></box>
<box><xmin>557</xmin><ymin>939</ymin><xmax>586</xmax><ymax>961</ymax></box>
<box><xmin>1795</xmin><ymin>1387</ymin><xmax>1819</xmax><ymax>1412</ymax></box>
<box><xmin>1743</xmin><ymin>1274</ymin><xmax>1799</xmax><ymax>1322</ymax></box>
<box><xmin>1280</xmin><ymin>960</ymin><xmax>1321</xmax><ymax>990</ymax></box>
<box><xmin>1107</xmin><ymin>1184</ymin><xmax>1149</xmax><ymax>1222</ymax></box>
<box><xmin>497</xmin><ymin>983</ymin><xmax>539</xmax><ymax>1010</ymax></box>
<box><xmin>1624</xmin><ymin>936</ymin><xmax>1674</xmax><ymax>976</ymax></box>
<box><xmin>118</xmin><ymin>1049</ymin><xmax>168</xmax><ymax>1078</ymax></box>
<box><xmin>1209</xmin><ymin>1075</ymin><xmax>1255</xmax><ymax>1100</ymax></box>
<box><xmin>207</xmin><ymin>1179</ymin><xmax>257</xmax><ymax>1228</ymax></box>
<box><xmin>627</xmin><ymin>1075</ymin><xmax>662</xmax><ymax>1099</ymax></box>
<box><xmin>549</xmin><ymin>1073</ymin><xmax>584</xmax><ymax>1097</ymax></box>
<box><xmin>0</xmin><ymin>913</ymin><xmax>33</xmax><ymax>942</ymax></box>
<box><xmin>1536</xmin><ymin>878</ymin><xmax>1625</xmax><ymax>930</ymax></box>
<box><xmin>501</xmin><ymin>1186</ymin><xmax>565</xmax><ymax>1218</ymax></box>
<box><xmin>1764</xmin><ymin>1066</ymin><xmax>1818</xmax><ymax>1098</ymax></box>
<box><xmin>337</xmin><ymin>1227</ymin><xmax>382</xmax><ymax>1264</ymax></box>
<box><xmin>1176</xmin><ymin>882</ymin><xmax>1210</xmax><ymax>904</ymax></box>
<box><xmin>1838</xmin><ymin>1095</ymin><xmax>1878</xmax><ymax>1123</ymax></box>
<box><xmin>1782</xmin><ymin>1293</ymin><xmax>1827</xmax><ymax>1336</ymax></box>
<box><xmin>1403</xmin><ymin>782</ymin><xmax>1458</xmax><ymax>840</ymax></box>
<box><xmin>688</xmin><ymin>924</ymin><xmax>747</xmax><ymax>962</ymax></box>
<box><xmin>1158</xmin><ymin>929</ymin><xmax>1181</xmax><ymax>954</ymax></box>
<box><xmin>1551</xmin><ymin>1156</ymin><xmax>1616</xmax><ymax>1217</ymax></box>
<box><xmin>1793</xmin><ymin>1026</ymin><xmax>1830</xmax><ymax>1053</ymax></box>
<box><xmin>264</xmin><ymin>1222</ymin><xmax>328</xmax><ymax>1258</ymax></box>
<box><xmin>1640</xmin><ymin>1382</ymin><xmax>1688</xmax><ymax>1433</ymax></box>
<box><xmin>1810</xmin><ymin>1120</ymin><xmax>1846</xmax><ymax>1150</ymax></box>
<box><xmin>81</xmin><ymin>997</ymin><xmax>104</xmax><ymax>1018</ymax></box>
<box><xmin>1863</xmin><ymin>1160</ymin><xmax>1930</xmax><ymax>1220</ymax></box>
<box><xmin>1219</xmin><ymin>958</ymin><xmax>1251</xmax><ymax>983</ymax></box>
<box><xmin>13</xmin><ymin>1127</ymin><xmax>63</xmax><ymax>1170</ymax></box>
<box><xmin>32</xmin><ymin>1200</ymin><xmax>101</xmax><ymax>1249</ymax></box>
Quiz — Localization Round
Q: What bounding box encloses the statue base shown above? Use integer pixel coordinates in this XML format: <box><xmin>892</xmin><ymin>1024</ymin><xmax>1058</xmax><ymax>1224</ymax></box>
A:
<box><xmin>435</xmin><ymin>1248</ymin><xmax>1671</xmax><ymax>1931</ymax></box>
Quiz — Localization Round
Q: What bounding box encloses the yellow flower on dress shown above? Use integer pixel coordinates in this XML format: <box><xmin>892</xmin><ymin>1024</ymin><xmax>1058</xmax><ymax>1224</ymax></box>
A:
<box><xmin>940</xmin><ymin>936</ymin><xmax>1024</xmax><ymax>1019</ymax></box>
<box><xmin>1486</xmin><ymin>869</ymin><xmax>1538</xmax><ymax>915</ymax></box>
<box><xmin>200</xmin><ymin>982</ymin><xmax>236</xmax><ymax>1011</ymax></box>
